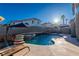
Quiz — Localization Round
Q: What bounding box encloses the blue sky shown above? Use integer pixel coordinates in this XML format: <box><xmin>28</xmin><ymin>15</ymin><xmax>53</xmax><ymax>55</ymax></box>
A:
<box><xmin>0</xmin><ymin>3</ymin><xmax>73</xmax><ymax>24</ymax></box>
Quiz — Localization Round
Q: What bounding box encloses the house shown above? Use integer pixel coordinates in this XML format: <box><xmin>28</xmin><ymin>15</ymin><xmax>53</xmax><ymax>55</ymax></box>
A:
<box><xmin>0</xmin><ymin>18</ymin><xmax>42</xmax><ymax>39</ymax></box>
<box><xmin>41</xmin><ymin>22</ymin><xmax>53</xmax><ymax>27</ymax></box>
<box><xmin>69</xmin><ymin>19</ymin><xmax>76</xmax><ymax>37</ymax></box>
<box><xmin>72</xmin><ymin>3</ymin><xmax>79</xmax><ymax>39</ymax></box>
<box><xmin>41</xmin><ymin>22</ymin><xmax>55</xmax><ymax>33</ymax></box>
<box><xmin>11</xmin><ymin>18</ymin><xmax>41</xmax><ymax>26</ymax></box>
<box><xmin>8</xmin><ymin>18</ymin><xmax>48</xmax><ymax>35</ymax></box>
<box><xmin>0</xmin><ymin>18</ymin><xmax>45</xmax><ymax>49</ymax></box>
<box><xmin>75</xmin><ymin>13</ymin><xmax>79</xmax><ymax>39</ymax></box>
<box><xmin>59</xmin><ymin>25</ymin><xmax>70</xmax><ymax>34</ymax></box>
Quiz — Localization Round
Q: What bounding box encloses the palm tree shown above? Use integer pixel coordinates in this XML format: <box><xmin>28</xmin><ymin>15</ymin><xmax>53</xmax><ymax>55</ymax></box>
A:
<box><xmin>66</xmin><ymin>19</ymin><xmax>68</xmax><ymax>25</ymax></box>
<box><xmin>72</xmin><ymin>3</ymin><xmax>79</xmax><ymax>15</ymax></box>
<box><xmin>61</xmin><ymin>15</ymin><xmax>65</xmax><ymax>25</ymax></box>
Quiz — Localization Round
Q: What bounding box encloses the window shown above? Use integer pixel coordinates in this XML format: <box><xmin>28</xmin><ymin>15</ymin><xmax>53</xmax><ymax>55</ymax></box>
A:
<box><xmin>25</xmin><ymin>23</ymin><xmax>29</xmax><ymax>25</ymax></box>
<box><xmin>32</xmin><ymin>20</ymin><xmax>34</xmax><ymax>24</ymax></box>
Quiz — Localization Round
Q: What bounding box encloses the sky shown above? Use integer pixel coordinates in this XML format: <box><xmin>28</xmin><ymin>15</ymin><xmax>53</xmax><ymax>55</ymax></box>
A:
<box><xmin>0</xmin><ymin>3</ymin><xmax>73</xmax><ymax>24</ymax></box>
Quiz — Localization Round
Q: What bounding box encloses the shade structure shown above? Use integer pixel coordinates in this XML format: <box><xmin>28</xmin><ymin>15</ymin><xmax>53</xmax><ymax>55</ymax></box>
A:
<box><xmin>10</xmin><ymin>23</ymin><xmax>27</xmax><ymax>28</ymax></box>
<box><xmin>8</xmin><ymin>23</ymin><xmax>28</xmax><ymax>35</ymax></box>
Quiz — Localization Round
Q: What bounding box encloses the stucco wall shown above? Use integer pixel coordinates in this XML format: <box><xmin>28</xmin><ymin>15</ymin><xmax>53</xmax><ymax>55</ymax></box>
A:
<box><xmin>69</xmin><ymin>20</ymin><xmax>76</xmax><ymax>37</ymax></box>
<box><xmin>60</xmin><ymin>27</ymin><xmax>70</xmax><ymax>34</ymax></box>
<box><xmin>75</xmin><ymin>13</ymin><xmax>79</xmax><ymax>39</ymax></box>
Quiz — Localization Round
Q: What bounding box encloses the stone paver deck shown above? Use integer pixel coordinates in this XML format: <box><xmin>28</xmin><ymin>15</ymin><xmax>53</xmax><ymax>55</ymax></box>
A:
<box><xmin>23</xmin><ymin>37</ymin><xmax>79</xmax><ymax>56</ymax></box>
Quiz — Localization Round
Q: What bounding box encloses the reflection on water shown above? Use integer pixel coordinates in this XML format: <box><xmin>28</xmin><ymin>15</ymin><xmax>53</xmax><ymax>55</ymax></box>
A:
<box><xmin>25</xmin><ymin>34</ymin><xmax>60</xmax><ymax>45</ymax></box>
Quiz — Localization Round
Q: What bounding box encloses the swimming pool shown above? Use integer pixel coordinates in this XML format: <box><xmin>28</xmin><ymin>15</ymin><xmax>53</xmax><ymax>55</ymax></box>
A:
<box><xmin>25</xmin><ymin>34</ymin><xmax>61</xmax><ymax>45</ymax></box>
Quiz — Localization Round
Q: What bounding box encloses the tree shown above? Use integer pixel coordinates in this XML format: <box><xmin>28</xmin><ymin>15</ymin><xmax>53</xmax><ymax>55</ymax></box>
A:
<box><xmin>66</xmin><ymin>19</ymin><xmax>68</xmax><ymax>25</ymax></box>
<box><xmin>61</xmin><ymin>15</ymin><xmax>65</xmax><ymax>25</ymax></box>
<box><xmin>72</xmin><ymin>3</ymin><xmax>79</xmax><ymax>15</ymax></box>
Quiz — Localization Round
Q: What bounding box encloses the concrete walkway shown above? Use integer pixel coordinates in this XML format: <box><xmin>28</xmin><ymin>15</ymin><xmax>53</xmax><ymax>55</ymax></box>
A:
<box><xmin>65</xmin><ymin>35</ymin><xmax>79</xmax><ymax>46</ymax></box>
<box><xmin>21</xmin><ymin>37</ymin><xmax>79</xmax><ymax>56</ymax></box>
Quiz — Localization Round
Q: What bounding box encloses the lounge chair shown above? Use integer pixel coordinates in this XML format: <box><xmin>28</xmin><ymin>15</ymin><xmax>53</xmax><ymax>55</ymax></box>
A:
<box><xmin>0</xmin><ymin>44</ymin><xmax>30</xmax><ymax>56</ymax></box>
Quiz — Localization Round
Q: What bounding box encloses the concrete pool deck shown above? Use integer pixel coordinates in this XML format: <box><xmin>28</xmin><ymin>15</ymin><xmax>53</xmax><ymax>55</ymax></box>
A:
<box><xmin>13</xmin><ymin>35</ymin><xmax>79</xmax><ymax>56</ymax></box>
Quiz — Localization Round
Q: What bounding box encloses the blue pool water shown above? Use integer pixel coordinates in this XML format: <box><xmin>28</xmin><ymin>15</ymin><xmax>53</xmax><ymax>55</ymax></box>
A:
<box><xmin>25</xmin><ymin>34</ymin><xmax>61</xmax><ymax>45</ymax></box>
